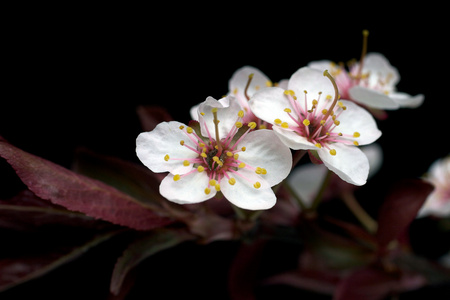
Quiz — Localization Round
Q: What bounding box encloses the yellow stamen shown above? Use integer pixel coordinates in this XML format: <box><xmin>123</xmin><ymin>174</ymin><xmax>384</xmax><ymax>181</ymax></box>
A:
<box><xmin>303</xmin><ymin>119</ymin><xmax>310</xmax><ymax>126</ymax></box>
<box><xmin>353</xmin><ymin>132</ymin><xmax>360</xmax><ymax>138</ymax></box>
<box><xmin>241</xmin><ymin>147</ymin><xmax>246</xmax><ymax>152</ymax></box>
<box><xmin>281</xmin><ymin>122</ymin><xmax>289</xmax><ymax>129</ymax></box>
<box><xmin>186</xmin><ymin>127</ymin><xmax>193</xmax><ymax>134</ymax></box>
<box><xmin>353</xmin><ymin>141</ymin><xmax>359</xmax><ymax>146</ymax></box>
<box><xmin>238</xmin><ymin>162</ymin><xmax>246</xmax><ymax>168</ymax></box>
<box><xmin>209</xmin><ymin>179</ymin><xmax>217</xmax><ymax>186</ymax></box>
<box><xmin>164</xmin><ymin>154</ymin><xmax>170</xmax><ymax>161</ymax></box>
<box><xmin>284</xmin><ymin>108</ymin><xmax>292</xmax><ymax>113</ymax></box>
<box><xmin>180</xmin><ymin>140</ymin><xmax>185</xmax><ymax>146</ymax></box>
<box><xmin>204</xmin><ymin>187</ymin><xmax>211</xmax><ymax>195</ymax></box>
<box><xmin>214</xmin><ymin>184</ymin><xmax>221</xmax><ymax>191</ymax></box>
<box><xmin>197</xmin><ymin>166</ymin><xmax>205</xmax><ymax>172</ymax></box>
<box><xmin>226</xmin><ymin>151</ymin><xmax>233</xmax><ymax>157</ymax></box>
<box><xmin>254</xmin><ymin>182</ymin><xmax>261</xmax><ymax>189</ymax></box>
<box><xmin>238</xmin><ymin>110</ymin><xmax>244</xmax><ymax>118</ymax></box>
<box><xmin>173</xmin><ymin>174</ymin><xmax>181</xmax><ymax>181</ymax></box>
<box><xmin>274</xmin><ymin>118</ymin><xmax>282</xmax><ymax>125</ymax></box>
<box><xmin>329</xmin><ymin>149</ymin><xmax>337</xmax><ymax>156</ymax></box>
<box><xmin>315</xmin><ymin>143</ymin><xmax>322</xmax><ymax>148</ymax></box>
<box><xmin>248</xmin><ymin>122</ymin><xmax>257</xmax><ymax>129</ymax></box>
<box><xmin>179</xmin><ymin>125</ymin><xmax>184</xmax><ymax>130</ymax></box>
<box><xmin>235</xmin><ymin>121</ymin><xmax>243</xmax><ymax>128</ymax></box>
<box><xmin>183</xmin><ymin>160</ymin><xmax>190</xmax><ymax>166</ymax></box>
<box><xmin>228</xmin><ymin>178</ymin><xmax>236</xmax><ymax>185</ymax></box>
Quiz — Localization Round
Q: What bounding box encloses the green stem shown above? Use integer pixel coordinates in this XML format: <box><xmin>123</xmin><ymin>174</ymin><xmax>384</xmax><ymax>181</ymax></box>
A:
<box><xmin>341</xmin><ymin>191</ymin><xmax>378</xmax><ymax>234</ymax></box>
<box><xmin>310</xmin><ymin>169</ymin><xmax>333</xmax><ymax>211</ymax></box>
<box><xmin>282</xmin><ymin>180</ymin><xmax>308</xmax><ymax>211</ymax></box>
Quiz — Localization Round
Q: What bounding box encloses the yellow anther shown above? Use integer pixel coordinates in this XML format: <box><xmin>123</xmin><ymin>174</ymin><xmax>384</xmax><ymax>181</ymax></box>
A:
<box><xmin>209</xmin><ymin>179</ymin><xmax>217</xmax><ymax>186</ymax></box>
<box><xmin>320</xmin><ymin>120</ymin><xmax>326</xmax><ymax>126</ymax></box>
<box><xmin>164</xmin><ymin>154</ymin><xmax>170</xmax><ymax>161</ymax></box>
<box><xmin>329</xmin><ymin>149</ymin><xmax>337</xmax><ymax>156</ymax></box>
<box><xmin>338</xmin><ymin>132</ymin><xmax>343</xmax><ymax>136</ymax></box>
<box><xmin>180</xmin><ymin>140</ymin><xmax>185</xmax><ymax>146</ymax></box>
<box><xmin>201</xmin><ymin>152</ymin><xmax>207</xmax><ymax>158</ymax></box>
<box><xmin>215</xmin><ymin>184</ymin><xmax>221</xmax><ymax>191</ymax></box>
<box><xmin>254</xmin><ymin>182</ymin><xmax>261</xmax><ymax>189</ymax></box>
<box><xmin>284</xmin><ymin>108</ymin><xmax>292</xmax><ymax>113</ymax></box>
<box><xmin>238</xmin><ymin>110</ymin><xmax>245</xmax><ymax>118</ymax></box>
<box><xmin>303</xmin><ymin>90</ymin><xmax>308</xmax><ymax>94</ymax></box>
<box><xmin>255</xmin><ymin>167</ymin><xmax>262</xmax><ymax>174</ymax></box>
<box><xmin>353</xmin><ymin>141</ymin><xmax>359</xmax><ymax>146</ymax></box>
<box><xmin>266</xmin><ymin>80</ymin><xmax>273</xmax><ymax>87</ymax></box>
<box><xmin>179</xmin><ymin>125</ymin><xmax>185</xmax><ymax>130</ymax></box>
<box><xmin>312</xmin><ymin>99</ymin><xmax>318</xmax><ymax>105</ymax></box>
<box><xmin>259</xmin><ymin>124</ymin><xmax>267</xmax><ymax>129</ymax></box>
<box><xmin>215</xmin><ymin>145</ymin><xmax>219</xmax><ymax>150</ymax></box>
<box><xmin>326</xmin><ymin>95</ymin><xmax>333</xmax><ymax>100</ymax></box>
<box><xmin>238</xmin><ymin>162</ymin><xmax>246</xmax><ymax>168</ymax></box>
<box><xmin>283</xmin><ymin>90</ymin><xmax>290</xmax><ymax>95</ymax></box>
<box><xmin>197</xmin><ymin>166</ymin><xmax>205</xmax><ymax>172</ymax></box>
<box><xmin>303</xmin><ymin>119</ymin><xmax>311</xmax><ymax>126</ymax></box>
<box><xmin>254</xmin><ymin>85</ymin><xmax>260</xmax><ymax>90</ymax></box>
<box><xmin>248</xmin><ymin>122</ymin><xmax>257</xmax><ymax>129</ymax></box>
<box><xmin>204</xmin><ymin>187</ymin><xmax>211</xmax><ymax>195</ymax></box>
<box><xmin>233</xmin><ymin>88</ymin><xmax>238</xmax><ymax>95</ymax></box>
<box><xmin>228</xmin><ymin>178</ymin><xmax>236</xmax><ymax>185</ymax></box>
<box><xmin>213</xmin><ymin>156</ymin><xmax>220</xmax><ymax>162</ymax></box>
<box><xmin>202</xmin><ymin>147</ymin><xmax>207</xmax><ymax>153</ymax></box>
<box><xmin>226</xmin><ymin>151</ymin><xmax>233</xmax><ymax>157</ymax></box>
<box><xmin>338</xmin><ymin>101</ymin><xmax>344</xmax><ymax>108</ymax></box>
<box><xmin>322</xmin><ymin>109</ymin><xmax>328</xmax><ymax>115</ymax></box>
<box><xmin>315</xmin><ymin>143</ymin><xmax>322</xmax><ymax>148</ymax></box>
<box><xmin>353</xmin><ymin>132</ymin><xmax>361</xmax><ymax>138</ymax></box>
<box><xmin>200</xmin><ymin>112</ymin><xmax>205</xmax><ymax>116</ymax></box>
<box><xmin>235</xmin><ymin>121</ymin><xmax>243</xmax><ymax>128</ymax></box>
<box><xmin>241</xmin><ymin>147</ymin><xmax>246</xmax><ymax>152</ymax></box>
<box><xmin>233</xmin><ymin>153</ymin><xmax>239</xmax><ymax>160</ymax></box>
<box><xmin>211</xmin><ymin>107</ymin><xmax>218</xmax><ymax>113</ymax></box>
<box><xmin>261</xmin><ymin>168</ymin><xmax>267</xmax><ymax>175</ymax></box>
<box><xmin>183</xmin><ymin>160</ymin><xmax>190</xmax><ymax>166</ymax></box>
<box><xmin>186</xmin><ymin>127</ymin><xmax>193</xmax><ymax>134</ymax></box>
<box><xmin>281</xmin><ymin>122</ymin><xmax>289</xmax><ymax>129</ymax></box>
<box><xmin>334</xmin><ymin>120</ymin><xmax>340</xmax><ymax>126</ymax></box>
<box><xmin>199</xmin><ymin>142</ymin><xmax>205</xmax><ymax>148</ymax></box>
<box><xmin>173</xmin><ymin>174</ymin><xmax>181</xmax><ymax>181</ymax></box>
<box><xmin>274</xmin><ymin>118</ymin><xmax>282</xmax><ymax>125</ymax></box>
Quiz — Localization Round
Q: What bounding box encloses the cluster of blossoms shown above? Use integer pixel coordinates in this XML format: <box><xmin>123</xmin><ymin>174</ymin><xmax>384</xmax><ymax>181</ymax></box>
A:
<box><xmin>136</xmin><ymin>33</ymin><xmax>429</xmax><ymax>211</ymax></box>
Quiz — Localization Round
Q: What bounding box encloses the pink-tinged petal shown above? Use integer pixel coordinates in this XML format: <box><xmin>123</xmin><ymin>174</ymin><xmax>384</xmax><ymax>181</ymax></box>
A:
<box><xmin>249</xmin><ymin>87</ymin><xmax>291</xmax><ymax>125</ymax></box>
<box><xmin>349</xmin><ymin>86</ymin><xmax>400</xmax><ymax>109</ymax></box>
<box><xmin>0</xmin><ymin>137</ymin><xmax>173</xmax><ymax>231</ymax></box>
<box><xmin>221</xmin><ymin>168</ymin><xmax>275</xmax><ymax>210</ymax></box>
<box><xmin>390</xmin><ymin>92</ymin><xmax>424</xmax><ymax>108</ymax></box>
<box><xmin>189</xmin><ymin>103</ymin><xmax>200</xmax><ymax>121</ymax></box>
<box><xmin>336</xmin><ymin>100</ymin><xmax>382</xmax><ymax>145</ymax></box>
<box><xmin>160</xmin><ymin>172</ymin><xmax>215</xmax><ymax>204</ymax></box>
<box><xmin>288</xmin><ymin>67</ymin><xmax>335</xmax><ymax>109</ymax></box>
<box><xmin>318</xmin><ymin>143</ymin><xmax>369</xmax><ymax>186</ymax></box>
<box><xmin>136</xmin><ymin>121</ymin><xmax>198</xmax><ymax>175</ymax></box>
<box><xmin>238</xmin><ymin>130</ymin><xmax>292</xmax><ymax>186</ymax></box>
<box><xmin>197</xmin><ymin>96</ymin><xmax>242</xmax><ymax>139</ymax></box>
<box><xmin>361</xmin><ymin>52</ymin><xmax>400</xmax><ymax>87</ymax></box>
<box><xmin>272</xmin><ymin>126</ymin><xmax>317</xmax><ymax>150</ymax></box>
<box><xmin>228</xmin><ymin>66</ymin><xmax>271</xmax><ymax>99</ymax></box>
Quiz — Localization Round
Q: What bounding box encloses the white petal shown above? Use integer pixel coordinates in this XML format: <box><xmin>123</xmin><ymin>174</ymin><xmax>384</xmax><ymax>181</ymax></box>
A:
<box><xmin>318</xmin><ymin>143</ymin><xmax>369</xmax><ymax>186</ymax></box>
<box><xmin>362</xmin><ymin>53</ymin><xmax>400</xmax><ymax>87</ymax></box>
<box><xmin>390</xmin><ymin>92</ymin><xmax>424</xmax><ymax>108</ymax></box>
<box><xmin>190</xmin><ymin>103</ymin><xmax>200</xmax><ymax>121</ymax></box>
<box><xmin>197</xmin><ymin>96</ymin><xmax>241</xmax><ymax>139</ymax></box>
<box><xmin>336</xmin><ymin>100</ymin><xmax>382</xmax><ymax>145</ymax></box>
<box><xmin>237</xmin><ymin>129</ymin><xmax>292</xmax><ymax>186</ymax></box>
<box><xmin>160</xmin><ymin>172</ymin><xmax>215</xmax><ymax>204</ymax></box>
<box><xmin>272</xmin><ymin>126</ymin><xmax>317</xmax><ymax>150</ymax></box>
<box><xmin>287</xmin><ymin>163</ymin><xmax>329</xmax><ymax>206</ymax></box>
<box><xmin>136</xmin><ymin>121</ymin><xmax>198</xmax><ymax>174</ymax></box>
<box><xmin>228</xmin><ymin>66</ymin><xmax>271</xmax><ymax>99</ymax></box>
<box><xmin>288</xmin><ymin>67</ymin><xmax>336</xmax><ymax>109</ymax></box>
<box><xmin>349</xmin><ymin>86</ymin><xmax>400</xmax><ymax>109</ymax></box>
<box><xmin>221</xmin><ymin>168</ymin><xmax>276</xmax><ymax>210</ymax></box>
<box><xmin>249</xmin><ymin>87</ymin><xmax>292</xmax><ymax>124</ymax></box>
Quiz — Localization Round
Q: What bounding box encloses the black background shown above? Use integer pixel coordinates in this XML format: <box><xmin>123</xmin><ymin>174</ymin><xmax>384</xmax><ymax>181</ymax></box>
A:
<box><xmin>1</xmin><ymin>5</ymin><xmax>449</xmax><ymax>300</ymax></box>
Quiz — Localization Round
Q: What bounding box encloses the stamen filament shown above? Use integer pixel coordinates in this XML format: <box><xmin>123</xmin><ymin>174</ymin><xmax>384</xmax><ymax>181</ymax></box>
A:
<box><xmin>244</xmin><ymin>73</ymin><xmax>254</xmax><ymax>100</ymax></box>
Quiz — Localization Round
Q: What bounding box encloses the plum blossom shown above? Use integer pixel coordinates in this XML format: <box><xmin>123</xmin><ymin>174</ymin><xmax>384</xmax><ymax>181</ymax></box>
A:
<box><xmin>418</xmin><ymin>156</ymin><xmax>450</xmax><ymax>218</ymax></box>
<box><xmin>249</xmin><ymin>67</ymin><xmax>382</xmax><ymax>186</ymax></box>
<box><xmin>136</xmin><ymin>96</ymin><xmax>292</xmax><ymax>210</ymax></box>
<box><xmin>308</xmin><ymin>52</ymin><xmax>424</xmax><ymax>110</ymax></box>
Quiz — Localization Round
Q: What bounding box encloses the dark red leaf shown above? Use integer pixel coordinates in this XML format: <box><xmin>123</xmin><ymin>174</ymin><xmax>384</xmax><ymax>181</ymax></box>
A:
<box><xmin>0</xmin><ymin>137</ymin><xmax>173</xmax><ymax>231</ymax></box>
<box><xmin>376</xmin><ymin>179</ymin><xmax>434</xmax><ymax>248</ymax></box>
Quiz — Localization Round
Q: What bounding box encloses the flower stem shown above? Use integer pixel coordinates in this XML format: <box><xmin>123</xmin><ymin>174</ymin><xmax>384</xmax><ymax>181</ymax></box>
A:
<box><xmin>341</xmin><ymin>191</ymin><xmax>378</xmax><ymax>234</ymax></box>
<box><xmin>310</xmin><ymin>169</ymin><xmax>333</xmax><ymax>211</ymax></box>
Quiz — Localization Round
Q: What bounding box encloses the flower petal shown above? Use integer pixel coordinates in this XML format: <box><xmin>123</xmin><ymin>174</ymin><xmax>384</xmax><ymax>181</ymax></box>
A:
<box><xmin>159</xmin><ymin>172</ymin><xmax>215</xmax><ymax>204</ymax></box>
<box><xmin>288</xmin><ymin>67</ymin><xmax>335</xmax><ymax>109</ymax></box>
<box><xmin>390</xmin><ymin>92</ymin><xmax>424</xmax><ymax>108</ymax></box>
<box><xmin>228</xmin><ymin>66</ymin><xmax>271</xmax><ymax>99</ymax></box>
<box><xmin>221</xmin><ymin>168</ymin><xmax>275</xmax><ymax>210</ymax></box>
<box><xmin>237</xmin><ymin>129</ymin><xmax>292</xmax><ymax>186</ymax></box>
<box><xmin>249</xmin><ymin>87</ymin><xmax>291</xmax><ymax>124</ymax></box>
<box><xmin>361</xmin><ymin>52</ymin><xmax>400</xmax><ymax>87</ymax></box>
<box><xmin>336</xmin><ymin>100</ymin><xmax>382</xmax><ymax>145</ymax></box>
<box><xmin>136</xmin><ymin>121</ymin><xmax>198</xmax><ymax>174</ymax></box>
<box><xmin>349</xmin><ymin>86</ymin><xmax>400</xmax><ymax>109</ymax></box>
<box><xmin>272</xmin><ymin>126</ymin><xmax>317</xmax><ymax>150</ymax></box>
<box><xmin>197</xmin><ymin>96</ymin><xmax>241</xmax><ymax>139</ymax></box>
<box><xmin>318</xmin><ymin>143</ymin><xmax>369</xmax><ymax>186</ymax></box>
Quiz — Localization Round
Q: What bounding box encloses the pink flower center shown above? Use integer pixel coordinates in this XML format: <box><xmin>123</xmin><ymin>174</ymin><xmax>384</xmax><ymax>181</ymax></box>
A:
<box><xmin>165</xmin><ymin>109</ymin><xmax>267</xmax><ymax>195</ymax></box>
<box><xmin>273</xmin><ymin>70</ymin><xmax>361</xmax><ymax>156</ymax></box>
